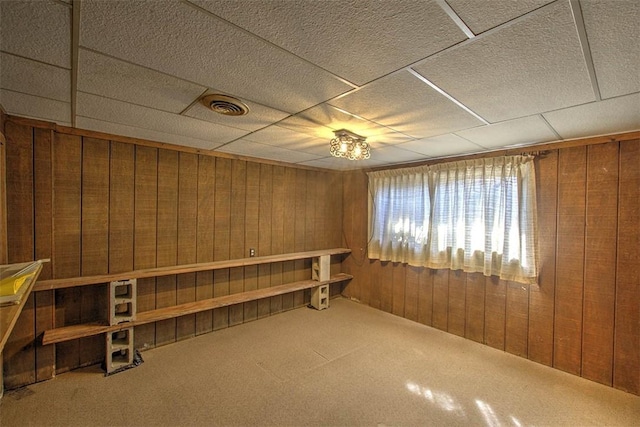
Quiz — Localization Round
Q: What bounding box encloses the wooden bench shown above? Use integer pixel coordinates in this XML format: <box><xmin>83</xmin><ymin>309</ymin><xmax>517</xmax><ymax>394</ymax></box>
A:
<box><xmin>39</xmin><ymin>249</ymin><xmax>352</xmax><ymax>372</ymax></box>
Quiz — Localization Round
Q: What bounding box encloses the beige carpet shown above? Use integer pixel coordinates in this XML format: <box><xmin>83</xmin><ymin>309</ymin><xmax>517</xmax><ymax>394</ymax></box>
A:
<box><xmin>1</xmin><ymin>297</ymin><xmax>639</xmax><ymax>426</ymax></box>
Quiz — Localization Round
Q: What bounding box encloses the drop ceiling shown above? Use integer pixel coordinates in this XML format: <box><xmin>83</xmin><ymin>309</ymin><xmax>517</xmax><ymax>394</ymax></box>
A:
<box><xmin>1</xmin><ymin>0</ymin><xmax>638</xmax><ymax>170</ymax></box>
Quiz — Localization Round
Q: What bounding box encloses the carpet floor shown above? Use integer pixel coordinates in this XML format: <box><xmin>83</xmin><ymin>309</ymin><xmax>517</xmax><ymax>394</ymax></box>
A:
<box><xmin>1</xmin><ymin>297</ymin><xmax>639</xmax><ymax>426</ymax></box>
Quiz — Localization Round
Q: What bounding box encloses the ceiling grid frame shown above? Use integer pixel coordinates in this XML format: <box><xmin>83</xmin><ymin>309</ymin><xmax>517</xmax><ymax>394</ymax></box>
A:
<box><xmin>0</xmin><ymin>0</ymin><xmax>637</xmax><ymax>170</ymax></box>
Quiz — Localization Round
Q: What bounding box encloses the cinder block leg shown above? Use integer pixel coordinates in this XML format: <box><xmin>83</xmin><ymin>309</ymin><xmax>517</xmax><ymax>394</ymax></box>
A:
<box><xmin>109</xmin><ymin>279</ymin><xmax>137</xmax><ymax>325</ymax></box>
<box><xmin>312</xmin><ymin>255</ymin><xmax>330</xmax><ymax>282</ymax></box>
<box><xmin>106</xmin><ymin>328</ymin><xmax>135</xmax><ymax>374</ymax></box>
<box><xmin>310</xmin><ymin>284</ymin><xmax>329</xmax><ymax>310</ymax></box>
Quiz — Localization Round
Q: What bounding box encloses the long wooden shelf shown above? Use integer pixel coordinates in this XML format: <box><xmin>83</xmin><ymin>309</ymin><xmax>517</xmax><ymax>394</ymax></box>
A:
<box><xmin>43</xmin><ymin>273</ymin><xmax>352</xmax><ymax>345</ymax></box>
<box><xmin>34</xmin><ymin>248</ymin><xmax>351</xmax><ymax>291</ymax></box>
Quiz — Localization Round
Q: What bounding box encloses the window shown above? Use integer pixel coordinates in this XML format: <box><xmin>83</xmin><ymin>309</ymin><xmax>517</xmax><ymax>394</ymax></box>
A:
<box><xmin>368</xmin><ymin>156</ymin><xmax>537</xmax><ymax>285</ymax></box>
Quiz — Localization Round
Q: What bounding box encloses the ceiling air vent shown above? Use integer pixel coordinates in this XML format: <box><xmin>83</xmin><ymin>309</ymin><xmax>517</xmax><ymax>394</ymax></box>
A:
<box><xmin>201</xmin><ymin>94</ymin><xmax>249</xmax><ymax>116</ymax></box>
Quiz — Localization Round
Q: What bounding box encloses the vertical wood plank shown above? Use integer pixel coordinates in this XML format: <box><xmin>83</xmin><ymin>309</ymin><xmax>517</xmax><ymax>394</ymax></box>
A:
<box><xmin>281</xmin><ymin>167</ymin><xmax>296</xmax><ymax>311</ymax></box>
<box><xmin>505</xmin><ymin>281</ymin><xmax>529</xmax><ymax>357</ymax></box>
<box><xmin>465</xmin><ymin>272</ymin><xmax>485</xmax><ymax>343</ymax></box>
<box><xmin>270</xmin><ymin>166</ymin><xmax>285</xmax><ymax>314</ymax></box>
<box><xmin>5</xmin><ymin>121</ymin><xmax>33</xmax><ymax>263</ymax></box>
<box><xmin>348</xmin><ymin>171</ymin><xmax>367</xmax><ymax>302</ymax></box>
<box><xmin>293</xmin><ymin>169</ymin><xmax>307</xmax><ymax>307</ymax></box>
<box><xmin>417</xmin><ymin>268</ymin><xmax>434</xmax><ymax>326</ymax></box>
<box><xmin>213</xmin><ymin>158</ymin><xmax>231</xmax><ymax>330</ymax></box>
<box><xmin>108</xmin><ymin>142</ymin><xmax>134</xmax><ymax>274</ymax></box>
<box><xmin>228</xmin><ymin>160</ymin><xmax>246</xmax><ymax>326</ymax></box>
<box><xmin>405</xmin><ymin>266</ymin><xmax>420</xmax><ymax>322</ymax></box>
<box><xmin>0</xmin><ymin>119</ymin><xmax>6</xmax><ymax>266</ymax></box>
<box><xmin>582</xmin><ymin>142</ymin><xmax>618</xmax><ymax>385</ymax></box>
<box><xmin>80</xmin><ymin>137</ymin><xmax>110</xmax><ymax>367</ymax></box>
<box><xmin>329</xmin><ymin>172</ymin><xmax>344</xmax><ymax>250</ymax></box>
<box><xmin>155</xmin><ymin>149</ymin><xmax>178</xmax><ymax>346</ymax></box>
<box><xmin>257</xmin><ymin>164</ymin><xmax>273</xmax><ymax>318</ymax></box>
<box><xmin>380</xmin><ymin>262</ymin><xmax>394</xmax><ymax>313</ymax></box>
<box><xmin>528</xmin><ymin>151</ymin><xmax>558</xmax><ymax>366</ymax></box>
<box><xmin>317</xmin><ymin>171</ymin><xmax>330</xmax><ymax>250</ymax></box>
<box><xmin>244</xmin><ymin>162</ymin><xmax>260</xmax><ymax>321</ymax></box>
<box><xmin>303</xmin><ymin>170</ymin><xmax>316</xmax><ymax>303</ymax></box>
<box><xmin>349</xmin><ymin>171</ymin><xmax>370</xmax><ymax>304</ymax></box>
<box><xmin>33</xmin><ymin>128</ymin><xmax>55</xmax><ymax>382</ymax></box>
<box><xmin>3</xmin><ymin>122</ymin><xmax>35</xmax><ymax>388</ymax></box>
<box><xmin>614</xmin><ymin>139</ymin><xmax>640</xmax><ymax>394</ymax></box>
<box><xmin>195</xmin><ymin>156</ymin><xmax>214</xmax><ymax>335</ymax></box>
<box><xmin>432</xmin><ymin>269</ymin><xmax>449</xmax><ymax>331</ymax></box>
<box><xmin>554</xmin><ymin>146</ymin><xmax>586</xmax><ymax>376</ymax></box>
<box><xmin>341</xmin><ymin>171</ymin><xmax>356</xmax><ymax>300</ymax></box>
<box><xmin>447</xmin><ymin>270</ymin><xmax>466</xmax><ymax>337</ymax></box>
<box><xmin>392</xmin><ymin>263</ymin><xmax>406</xmax><ymax>317</ymax></box>
<box><xmin>53</xmin><ymin>133</ymin><xmax>82</xmax><ymax>374</ymax></box>
<box><xmin>134</xmin><ymin>146</ymin><xmax>158</xmax><ymax>349</ymax></box>
<box><xmin>176</xmin><ymin>153</ymin><xmax>198</xmax><ymax>341</ymax></box>
<box><xmin>484</xmin><ymin>276</ymin><xmax>506</xmax><ymax>350</ymax></box>
<box><xmin>369</xmin><ymin>260</ymin><xmax>382</xmax><ymax>310</ymax></box>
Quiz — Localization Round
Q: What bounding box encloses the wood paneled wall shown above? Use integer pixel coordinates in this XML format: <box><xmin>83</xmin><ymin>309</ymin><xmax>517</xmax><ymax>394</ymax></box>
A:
<box><xmin>2</xmin><ymin>118</ymin><xmax>343</xmax><ymax>389</ymax></box>
<box><xmin>342</xmin><ymin>137</ymin><xmax>640</xmax><ymax>395</ymax></box>
<box><xmin>0</xmin><ymin>112</ymin><xmax>7</xmax><ymax>265</ymax></box>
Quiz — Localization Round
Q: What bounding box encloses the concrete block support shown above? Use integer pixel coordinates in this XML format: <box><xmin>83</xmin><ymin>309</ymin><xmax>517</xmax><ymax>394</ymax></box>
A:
<box><xmin>109</xmin><ymin>279</ymin><xmax>137</xmax><ymax>325</ymax></box>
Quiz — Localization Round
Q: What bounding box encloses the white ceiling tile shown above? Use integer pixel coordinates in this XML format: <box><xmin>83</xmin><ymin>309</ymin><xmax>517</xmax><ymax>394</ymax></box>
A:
<box><xmin>447</xmin><ymin>0</ymin><xmax>553</xmax><ymax>34</ymax></box>
<box><xmin>371</xmin><ymin>145</ymin><xmax>428</xmax><ymax>164</ymax></box>
<box><xmin>413</xmin><ymin>1</ymin><xmax>595</xmax><ymax>123</ymax></box>
<box><xmin>270</xmin><ymin>114</ymin><xmax>336</xmax><ymax>140</ymax></box>
<box><xmin>215</xmin><ymin>139</ymin><xmax>322</xmax><ymax>164</ymax></box>
<box><xmin>455</xmin><ymin>115</ymin><xmax>558</xmax><ymax>149</ymax></box>
<box><xmin>191</xmin><ymin>0</ymin><xmax>467</xmax><ymax>86</ymax></box>
<box><xmin>398</xmin><ymin>134</ymin><xmax>485</xmax><ymax>157</ymax></box>
<box><xmin>79</xmin><ymin>0</ymin><xmax>352</xmax><ymax>113</ymax></box>
<box><xmin>76</xmin><ymin>116</ymin><xmax>222</xmax><ymax>150</ymax></box>
<box><xmin>76</xmin><ymin>92</ymin><xmax>248</xmax><ymax>146</ymax></box>
<box><xmin>542</xmin><ymin>93</ymin><xmax>640</xmax><ymax>140</ymax></box>
<box><xmin>330</xmin><ymin>71</ymin><xmax>484</xmax><ymax>139</ymax></box>
<box><xmin>581</xmin><ymin>0</ymin><xmax>640</xmax><ymax>99</ymax></box>
<box><xmin>242</xmin><ymin>124</ymin><xmax>315</xmax><ymax>145</ymax></box>
<box><xmin>0</xmin><ymin>89</ymin><xmax>70</xmax><ymax>124</ymax></box>
<box><xmin>184</xmin><ymin>90</ymin><xmax>290</xmax><ymax>132</ymax></box>
<box><xmin>242</xmin><ymin>126</ymin><xmax>328</xmax><ymax>155</ymax></box>
<box><xmin>279</xmin><ymin>104</ymin><xmax>414</xmax><ymax>146</ymax></box>
<box><xmin>0</xmin><ymin>0</ymin><xmax>71</xmax><ymax>68</ymax></box>
<box><xmin>1</xmin><ymin>53</ymin><xmax>70</xmax><ymax>102</ymax></box>
<box><xmin>78</xmin><ymin>49</ymin><xmax>206</xmax><ymax>114</ymax></box>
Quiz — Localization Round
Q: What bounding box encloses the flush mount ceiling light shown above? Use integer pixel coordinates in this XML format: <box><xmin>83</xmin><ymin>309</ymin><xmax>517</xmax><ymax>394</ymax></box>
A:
<box><xmin>201</xmin><ymin>94</ymin><xmax>249</xmax><ymax>116</ymax></box>
<box><xmin>329</xmin><ymin>129</ymin><xmax>371</xmax><ymax>161</ymax></box>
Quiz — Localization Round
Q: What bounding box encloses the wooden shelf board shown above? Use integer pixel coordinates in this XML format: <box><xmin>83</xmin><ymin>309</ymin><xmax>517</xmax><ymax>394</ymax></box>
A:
<box><xmin>42</xmin><ymin>273</ymin><xmax>352</xmax><ymax>345</ymax></box>
<box><xmin>35</xmin><ymin>248</ymin><xmax>351</xmax><ymax>291</ymax></box>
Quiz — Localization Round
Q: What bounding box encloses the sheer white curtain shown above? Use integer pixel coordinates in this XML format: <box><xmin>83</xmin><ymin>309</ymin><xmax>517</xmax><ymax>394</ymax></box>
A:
<box><xmin>368</xmin><ymin>155</ymin><xmax>538</xmax><ymax>285</ymax></box>
<box><xmin>367</xmin><ymin>166</ymin><xmax>430</xmax><ymax>265</ymax></box>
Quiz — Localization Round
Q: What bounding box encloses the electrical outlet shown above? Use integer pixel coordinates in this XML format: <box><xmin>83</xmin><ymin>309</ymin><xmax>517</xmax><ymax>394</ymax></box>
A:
<box><xmin>249</xmin><ymin>248</ymin><xmax>255</xmax><ymax>257</ymax></box>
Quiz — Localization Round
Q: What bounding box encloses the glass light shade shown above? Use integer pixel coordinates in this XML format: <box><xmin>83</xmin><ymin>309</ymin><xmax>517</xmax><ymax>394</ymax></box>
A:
<box><xmin>329</xmin><ymin>129</ymin><xmax>370</xmax><ymax>161</ymax></box>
